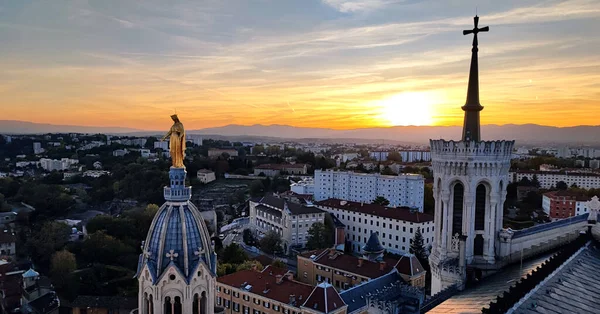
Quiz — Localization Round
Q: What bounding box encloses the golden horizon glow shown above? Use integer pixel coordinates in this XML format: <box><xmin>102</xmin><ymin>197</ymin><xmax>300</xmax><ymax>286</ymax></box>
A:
<box><xmin>1</xmin><ymin>0</ymin><xmax>600</xmax><ymax>130</ymax></box>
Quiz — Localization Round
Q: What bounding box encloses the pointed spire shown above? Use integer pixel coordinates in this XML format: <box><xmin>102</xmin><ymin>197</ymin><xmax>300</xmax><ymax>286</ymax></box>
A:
<box><xmin>461</xmin><ymin>15</ymin><xmax>489</xmax><ymax>142</ymax></box>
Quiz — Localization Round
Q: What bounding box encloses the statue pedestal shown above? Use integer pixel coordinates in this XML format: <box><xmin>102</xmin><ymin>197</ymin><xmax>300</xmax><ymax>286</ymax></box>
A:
<box><xmin>164</xmin><ymin>167</ymin><xmax>191</xmax><ymax>201</ymax></box>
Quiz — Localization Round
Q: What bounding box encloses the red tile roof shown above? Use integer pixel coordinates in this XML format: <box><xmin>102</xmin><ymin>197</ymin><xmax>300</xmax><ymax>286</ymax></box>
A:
<box><xmin>310</xmin><ymin>249</ymin><xmax>397</xmax><ymax>279</ymax></box>
<box><xmin>315</xmin><ymin>198</ymin><xmax>433</xmax><ymax>223</ymax></box>
<box><xmin>544</xmin><ymin>190</ymin><xmax>589</xmax><ymax>201</ymax></box>
<box><xmin>217</xmin><ymin>266</ymin><xmax>314</xmax><ymax>306</ymax></box>
<box><xmin>303</xmin><ymin>282</ymin><xmax>345</xmax><ymax>313</ymax></box>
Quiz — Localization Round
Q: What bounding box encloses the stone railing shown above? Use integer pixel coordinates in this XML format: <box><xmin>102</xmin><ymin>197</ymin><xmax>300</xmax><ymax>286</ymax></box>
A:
<box><xmin>163</xmin><ymin>186</ymin><xmax>192</xmax><ymax>201</ymax></box>
<box><xmin>430</xmin><ymin>140</ymin><xmax>515</xmax><ymax>158</ymax></box>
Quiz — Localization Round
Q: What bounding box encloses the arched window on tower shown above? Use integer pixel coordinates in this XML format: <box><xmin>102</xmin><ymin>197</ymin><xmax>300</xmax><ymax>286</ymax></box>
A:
<box><xmin>452</xmin><ymin>182</ymin><xmax>464</xmax><ymax>236</ymax></box>
<box><xmin>475</xmin><ymin>184</ymin><xmax>487</xmax><ymax>230</ymax></box>
<box><xmin>164</xmin><ymin>296</ymin><xmax>172</xmax><ymax>314</ymax></box>
<box><xmin>193</xmin><ymin>294</ymin><xmax>199</xmax><ymax>314</ymax></box>
<box><xmin>174</xmin><ymin>296</ymin><xmax>182</xmax><ymax>314</ymax></box>
<box><xmin>200</xmin><ymin>291</ymin><xmax>208</xmax><ymax>314</ymax></box>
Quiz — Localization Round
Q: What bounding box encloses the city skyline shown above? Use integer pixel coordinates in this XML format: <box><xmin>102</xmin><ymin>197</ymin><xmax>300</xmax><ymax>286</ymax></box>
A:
<box><xmin>2</xmin><ymin>0</ymin><xmax>600</xmax><ymax>130</ymax></box>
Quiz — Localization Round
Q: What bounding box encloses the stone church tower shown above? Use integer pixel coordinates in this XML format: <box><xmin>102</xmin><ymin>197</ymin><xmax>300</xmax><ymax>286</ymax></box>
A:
<box><xmin>136</xmin><ymin>167</ymin><xmax>218</xmax><ymax>314</ymax></box>
<box><xmin>428</xmin><ymin>16</ymin><xmax>514</xmax><ymax>294</ymax></box>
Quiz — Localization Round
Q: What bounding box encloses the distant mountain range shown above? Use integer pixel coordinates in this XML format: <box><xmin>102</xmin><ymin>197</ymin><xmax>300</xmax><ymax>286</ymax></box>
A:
<box><xmin>2</xmin><ymin>120</ymin><xmax>600</xmax><ymax>145</ymax></box>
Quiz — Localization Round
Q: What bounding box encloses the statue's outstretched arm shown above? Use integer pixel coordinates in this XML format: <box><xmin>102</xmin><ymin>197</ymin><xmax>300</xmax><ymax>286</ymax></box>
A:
<box><xmin>161</xmin><ymin>130</ymin><xmax>172</xmax><ymax>141</ymax></box>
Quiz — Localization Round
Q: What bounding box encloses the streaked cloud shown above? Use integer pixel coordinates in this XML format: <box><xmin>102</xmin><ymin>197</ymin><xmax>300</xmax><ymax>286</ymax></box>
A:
<box><xmin>0</xmin><ymin>0</ymin><xmax>599</xmax><ymax>130</ymax></box>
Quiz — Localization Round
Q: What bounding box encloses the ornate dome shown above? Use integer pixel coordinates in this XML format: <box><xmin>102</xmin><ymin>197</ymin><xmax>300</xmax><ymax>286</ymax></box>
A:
<box><xmin>137</xmin><ymin>168</ymin><xmax>216</xmax><ymax>284</ymax></box>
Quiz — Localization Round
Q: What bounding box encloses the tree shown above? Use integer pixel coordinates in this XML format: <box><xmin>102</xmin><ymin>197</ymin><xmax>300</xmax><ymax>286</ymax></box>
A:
<box><xmin>556</xmin><ymin>181</ymin><xmax>568</xmax><ymax>190</ymax></box>
<box><xmin>423</xmin><ymin>184</ymin><xmax>434</xmax><ymax>215</ymax></box>
<box><xmin>249</xmin><ymin>180</ymin><xmax>265</xmax><ymax>197</ymax></box>
<box><xmin>50</xmin><ymin>249</ymin><xmax>77</xmax><ymax>288</ymax></box>
<box><xmin>305</xmin><ymin>223</ymin><xmax>333</xmax><ymax>250</ymax></box>
<box><xmin>271</xmin><ymin>259</ymin><xmax>287</xmax><ymax>269</ymax></box>
<box><xmin>221</xmin><ymin>243</ymin><xmax>248</xmax><ymax>265</ymax></box>
<box><xmin>381</xmin><ymin>166</ymin><xmax>395</xmax><ymax>175</ymax></box>
<box><xmin>387</xmin><ymin>151</ymin><xmax>402</xmax><ymax>162</ymax></box>
<box><xmin>409</xmin><ymin>227</ymin><xmax>427</xmax><ymax>262</ymax></box>
<box><xmin>372</xmin><ymin>196</ymin><xmax>390</xmax><ymax>206</ymax></box>
<box><xmin>81</xmin><ymin>231</ymin><xmax>135</xmax><ymax>267</ymax></box>
<box><xmin>259</xmin><ymin>231</ymin><xmax>282</xmax><ymax>255</ymax></box>
<box><xmin>519</xmin><ymin>177</ymin><xmax>532</xmax><ymax>186</ymax></box>
<box><xmin>27</xmin><ymin>221</ymin><xmax>71</xmax><ymax>270</ymax></box>
<box><xmin>236</xmin><ymin>260</ymin><xmax>263</xmax><ymax>272</ymax></box>
<box><xmin>531</xmin><ymin>174</ymin><xmax>541</xmax><ymax>188</ymax></box>
<box><xmin>243</xmin><ymin>229</ymin><xmax>257</xmax><ymax>246</ymax></box>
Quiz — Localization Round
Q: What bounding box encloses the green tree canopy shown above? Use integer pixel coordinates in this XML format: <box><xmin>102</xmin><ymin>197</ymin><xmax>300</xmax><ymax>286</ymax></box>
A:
<box><xmin>372</xmin><ymin>196</ymin><xmax>390</xmax><ymax>206</ymax></box>
<box><xmin>259</xmin><ymin>231</ymin><xmax>282</xmax><ymax>255</ymax></box>
<box><xmin>305</xmin><ymin>222</ymin><xmax>333</xmax><ymax>250</ymax></box>
<box><xmin>236</xmin><ymin>260</ymin><xmax>263</xmax><ymax>272</ymax></box>
<box><xmin>50</xmin><ymin>249</ymin><xmax>77</xmax><ymax>289</ymax></box>
<box><xmin>249</xmin><ymin>180</ymin><xmax>265</xmax><ymax>197</ymax></box>
<box><xmin>556</xmin><ymin>181</ymin><xmax>568</xmax><ymax>190</ymax></box>
<box><xmin>409</xmin><ymin>227</ymin><xmax>427</xmax><ymax>262</ymax></box>
<box><xmin>271</xmin><ymin>259</ymin><xmax>287</xmax><ymax>269</ymax></box>
<box><xmin>221</xmin><ymin>243</ymin><xmax>249</xmax><ymax>265</ymax></box>
<box><xmin>381</xmin><ymin>166</ymin><xmax>395</xmax><ymax>175</ymax></box>
<box><xmin>81</xmin><ymin>231</ymin><xmax>135</xmax><ymax>267</ymax></box>
<box><xmin>243</xmin><ymin>229</ymin><xmax>257</xmax><ymax>246</ymax></box>
<box><xmin>387</xmin><ymin>151</ymin><xmax>402</xmax><ymax>162</ymax></box>
<box><xmin>27</xmin><ymin>221</ymin><xmax>71</xmax><ymax>270</ymax></box>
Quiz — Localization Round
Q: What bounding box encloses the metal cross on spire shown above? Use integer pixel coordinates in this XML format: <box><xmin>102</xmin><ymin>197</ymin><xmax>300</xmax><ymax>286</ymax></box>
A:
<box><xmin>461</xmin><ymin>15</ymin><xmax>489</xmax><ymax>142</ymax></box>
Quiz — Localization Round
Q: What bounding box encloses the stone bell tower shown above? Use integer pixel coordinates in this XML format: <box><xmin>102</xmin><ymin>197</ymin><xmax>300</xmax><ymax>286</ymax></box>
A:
<box><xmin>428</xmin><ymin>15</ymin><xmax>514</xmax><ymax>294</ymax></box>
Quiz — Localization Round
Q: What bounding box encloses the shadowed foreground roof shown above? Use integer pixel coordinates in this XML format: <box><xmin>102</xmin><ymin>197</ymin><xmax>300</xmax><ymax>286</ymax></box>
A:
<box><xmin>427</xmin><ymin>252</ymin><xmax>554</xmax><ymax>314</ymax></box>
<box><xmin>510</xmin><ymin>242</ymin><xmax>600</xmax><ymax>313</ymax></box>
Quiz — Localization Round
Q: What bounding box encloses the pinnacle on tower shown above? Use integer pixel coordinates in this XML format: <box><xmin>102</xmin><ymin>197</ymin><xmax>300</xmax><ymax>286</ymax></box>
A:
<box><xmin>461</xmin><ymin>15</ymin><xmax>489</xmax><ymax>142</ymax></box>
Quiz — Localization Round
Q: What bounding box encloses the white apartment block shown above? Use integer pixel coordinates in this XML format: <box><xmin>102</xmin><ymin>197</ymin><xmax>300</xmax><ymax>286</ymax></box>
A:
<box><xmin>509</xmin><ymin>171</ymin><xmax>600</xmax><ymax>189</ymax></box>
<box><xmin>290</xmin><ymin>178</ymin><xmax>315</xmax><ymax>195</ymax></box>
<box><xmin>315</xmin><ymin>199</ymin><xmax>434</xmax><ymax>255</ymax></box>
<box><xmin>249</xmin><ymin>195</ymin><xmax>326</xmax><ymax>253</ymax></box>
<box><xmin>314</xmin><ymin>170</ymin><xmax>424</xmax><ymax>211</ymax></box>
<box><xmin>33</xmin><ymin>142</ymin><xmax>44</xmax><ymax>154</ymax></box>
<box><xmin>197</xmin><ymin>169</ymin><xmax>216</xmax><ymax>184</ymax></box>
<box><xmin>154</xmin><ymin>141</ymin><xmax>169</xmax><ymax>150</ymax></box>
<box><xmin>369</xmin><ymin>151</ymin><xmax>389</xmax><ymax>161</ymax></box>
<box><xmin>399</xmin><ymin>150</ymin><xmax>432</xmax><ymax>162</ymax></box>
<box><xmin>39</xmin><ymin>158</ymin><xmax>78</xmax><ymax>172</ymax></box>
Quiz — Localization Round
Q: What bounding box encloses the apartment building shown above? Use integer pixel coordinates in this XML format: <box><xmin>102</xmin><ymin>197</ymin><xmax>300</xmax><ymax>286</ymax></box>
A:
<box><xmin>249</xmin><ymin>195</ymin><xmax>326</xmax><ymax>253</ymax></box>
<box><xmin>197</xmin><ymin>169</ymin><xmax>216</xmax><ymax>184</ymax></box>
<box><xmin>216</xmin><ymin>266</ymin><xmax>347</xmax><ymax>314</ymax></box>
<box><xmin>510</xmin><ymin>170</ymin><xmax>600</xmax><ymax>189</ymax></box>
<box><xmin>290</xmin><ymin>178</ymin><xmax>314</xmax><ymax>195</ymax></box>
<box><xmin>208</xmin><ymin>148</ymin><xmax>239</xmax><ymax>159</ymax></box>
<box><xmin>297</xmin><ymin>248</ymin><xmax>426</xmax><ymax>290</ymax></box>
<box><xmin>254</xmin><ymin>164</ymin><xmax>308</xmax><ymax>177</ymax></box>
<box><xmin>542</xmin><ymin>190</ymin><xmax>592</xmax><ymax>220</ymax></box>
<box><xmin>315</xmin><ymin>199</ymin><xmax>434</xmax><ymax>255</ymax></box>
<box><xmin>314</xmin><ymin>170</ymin><xmax>424</xmax><ymax>211</ymax></box>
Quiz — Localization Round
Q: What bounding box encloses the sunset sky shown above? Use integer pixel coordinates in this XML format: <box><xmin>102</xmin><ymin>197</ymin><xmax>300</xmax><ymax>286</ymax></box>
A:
<box><xmin>1</xmin><ymin>0</ymin><xmax>599</xmax><ymax>130</ymax></box>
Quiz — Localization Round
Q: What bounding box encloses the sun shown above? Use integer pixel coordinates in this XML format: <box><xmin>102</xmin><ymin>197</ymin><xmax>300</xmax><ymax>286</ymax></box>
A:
<box><xmin>376</xmin><ymin>91</ymin><xmax>440</xmax><ymax>126</ymax></box>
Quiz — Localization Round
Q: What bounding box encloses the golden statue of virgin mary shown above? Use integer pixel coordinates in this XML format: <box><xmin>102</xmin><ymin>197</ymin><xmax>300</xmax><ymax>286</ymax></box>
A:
<box><xmin>162</xmin><ymin>114</ymin><xmax>186</xmax><ymax>168</ymax></box>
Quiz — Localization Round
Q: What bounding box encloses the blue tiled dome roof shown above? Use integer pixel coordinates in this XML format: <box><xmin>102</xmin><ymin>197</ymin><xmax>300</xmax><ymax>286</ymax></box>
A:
<box><xmin>139</xmin><ymin>201</ymin><xmax>215</xmax><ymax>283</ymax></box>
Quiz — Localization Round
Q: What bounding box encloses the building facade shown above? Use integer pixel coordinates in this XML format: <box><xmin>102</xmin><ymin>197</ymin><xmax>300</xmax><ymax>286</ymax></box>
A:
<box><xmin>542</xmin><ymin>191</ymin><xmax>592</xmax><ymax>220</ymax></box>
<box><xmin>216</xmin><ymin>266</ymin><xmax>347</xmax><ymax>314</ymax></box>
<box><xmin>249</xmin><ymin>195</ymin><xmax>326</xmax><ymax>253</ymax></box>
<box><xmin>509</xmin><ymin>171</ymin><xmax>600</xmax><ymax>189</ymax></box>
<box><xmin>399</xmin><ymin>151</ymin><xmax>432</xmax><ymax>163</ymax></box>
<box><xmin>208</xmin><ymin>148</ymin><xmax>238</xmax><ymax>159</ymax></box>
<box><xmin>197</xmin><ymin>169</ymin><xmax>216</xmax><ymax>184</ymax></box>
<box><xmin>314</xmin><ymin>170</ymin><xmax>424</xmax><ymax>211</ymax></box>
<box><xmin>254</xmin><ymin>164</ymin><xmax>308</xmax><ymax>177</ymax></box>
<box><xmin>290</xmin><ymin>178</ymin><xmax>315</xmax><ymax>195</ymax></box>
<box><xmin>297</xmin><ymin>247</ymin><xmax>426</xmax><ymax>290</ymax></box>
<box><xmin>315</xmin><ymin>199</ymin><xmax>434</xmax><ymax>255</ymax></box>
